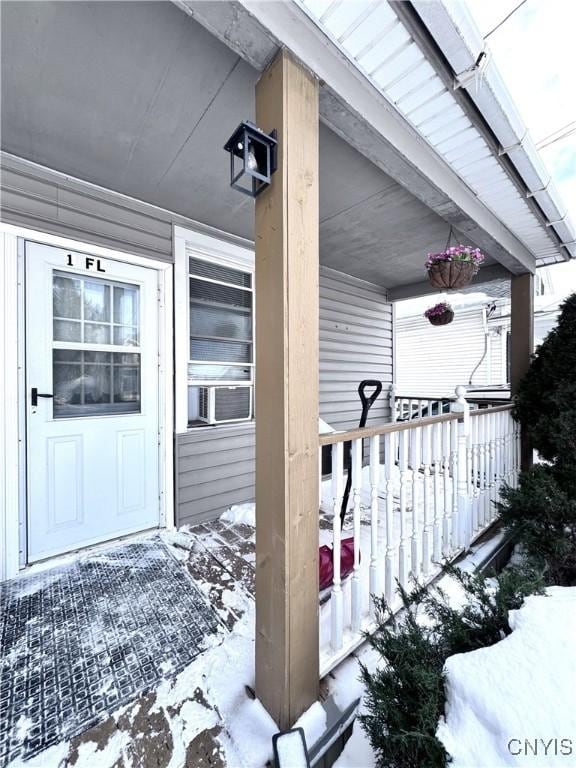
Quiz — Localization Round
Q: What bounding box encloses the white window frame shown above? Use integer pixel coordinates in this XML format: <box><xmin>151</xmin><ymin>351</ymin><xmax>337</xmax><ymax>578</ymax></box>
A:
<box><xmin>0</xmin><ymin>223</ymin><xmax>174</xmax><ymax>580</ymax></box>
<box><xmin>174</xmin><ymin>226</ymin><xmax>255</xmax><ymax>434</ymax></box>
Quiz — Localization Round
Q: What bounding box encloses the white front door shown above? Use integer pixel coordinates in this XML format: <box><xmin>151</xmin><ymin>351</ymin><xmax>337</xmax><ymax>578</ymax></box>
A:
<box><xmin>26</xmin><ymin>241</ymin><xmax>160</xmax><ymax>562</ymax></box>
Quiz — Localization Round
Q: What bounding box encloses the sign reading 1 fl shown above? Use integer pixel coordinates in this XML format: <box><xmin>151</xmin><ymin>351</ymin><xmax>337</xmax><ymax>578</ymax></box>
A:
<box><xmin>66</xmin><ymin>253</ymin><xmax>106</xmax><ymax>272</ymax></box>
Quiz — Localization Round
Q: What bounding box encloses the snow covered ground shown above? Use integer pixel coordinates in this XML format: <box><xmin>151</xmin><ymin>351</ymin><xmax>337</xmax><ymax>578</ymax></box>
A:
<box><xmin>438</xmin><ymin>586</ymin><xmax>576</xmax><ymax>768</ymax></box>
<box><xmin>3</xmin><ymin>522</ymin><xmax>330</xmax><ymax>768</ymax></box>
<box><xmin>332</xmin><ymin>583</ymin><xmax>576</xmax><ymax>768</ymax></box>
<box><xmin>3</xmin><ymin>493</ymin><xmax>544</xmax><ymax>768</ymax></box>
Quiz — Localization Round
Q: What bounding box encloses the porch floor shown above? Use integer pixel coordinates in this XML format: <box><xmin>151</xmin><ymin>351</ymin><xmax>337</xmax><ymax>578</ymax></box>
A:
<box><xmin>0</xmin><ymin>508</ymin><xmax>507</xmax><ymax>768</ymax></box>
<box><xmin>0</xmin><ymin>521</ymin><xmax>259</xmax><ymax>768</ymax></box>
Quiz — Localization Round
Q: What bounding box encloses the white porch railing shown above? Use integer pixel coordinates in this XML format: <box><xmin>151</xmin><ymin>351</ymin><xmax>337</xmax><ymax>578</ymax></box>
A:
<box><xmin>391</xmin><ymin>386</ymin><xmax>511</xmax><ymax>422</ymax></box>
<box><xmin>318</xmin><ymin>387</ymin><xmax>519</xmax><ymax>675</ymax></box>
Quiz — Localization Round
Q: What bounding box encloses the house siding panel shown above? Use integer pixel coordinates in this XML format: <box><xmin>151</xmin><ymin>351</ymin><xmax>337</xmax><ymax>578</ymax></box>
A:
<box><xmin>1</xmin><ymin>155</ymin><xmax>174</xmax><ymax>261</ymax></box>
<box><xmin>176</xmin><ymin>267</ymin><xmax>393</xmax><ymax>527</ymax></box>
<box><xmin>1</xmin><ymin>155</ymin><xmax>394</xmax><ymax>529</ymax></box>
<box><xmin>1</xmin><ymin>154</ymin><xmax>248</xmax><ymax>263</ymax></box>
<box><xmin>395</xmin><ymin>307</ymin><xmax>493</xmax><ymax>397</ymax></box>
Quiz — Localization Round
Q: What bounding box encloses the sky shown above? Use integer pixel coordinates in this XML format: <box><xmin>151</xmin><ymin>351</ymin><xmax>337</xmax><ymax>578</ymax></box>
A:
<box><xmin>465</xmin><ymin>0</ymin><xmax>576</xmax><ymax>296</ymax></box>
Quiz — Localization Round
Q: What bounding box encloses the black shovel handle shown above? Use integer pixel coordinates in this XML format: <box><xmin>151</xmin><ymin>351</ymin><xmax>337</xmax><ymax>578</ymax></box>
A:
<box><xmin>358</xmin><ymin>380</ymin><xmax>383</xmax><ymax>428</ymax></box>
<box><xmin>340</xmin><ymin>379</ymin><xmax>383</xmax><ymax>525</ymax></box>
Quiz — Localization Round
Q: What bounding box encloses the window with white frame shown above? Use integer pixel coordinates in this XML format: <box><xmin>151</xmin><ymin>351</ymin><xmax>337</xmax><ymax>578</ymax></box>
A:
<box><xmin>186</xmin><ymin>255</ymin><xmax>254</xmax><ymax>426</ymax></box>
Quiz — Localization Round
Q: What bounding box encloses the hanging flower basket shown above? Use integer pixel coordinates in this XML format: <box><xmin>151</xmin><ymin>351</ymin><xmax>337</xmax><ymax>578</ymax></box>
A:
<box><xmin>424</xmin><ymin>302</ymin><xmax>454</xmax><ymax>326</ymax></box>
<box><xmin>426</xmin><ymin>245</ymin><xmax>485</xmax><ymax>290</ymax></box>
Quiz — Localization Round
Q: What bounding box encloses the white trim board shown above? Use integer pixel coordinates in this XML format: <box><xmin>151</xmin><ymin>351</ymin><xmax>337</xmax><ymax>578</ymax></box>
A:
<box><xmin>0</xmin><ymin>223</ymin><xmax>174</xmax><ymax>579</ymax></box>
<box><xmin>1</xmin><ymin>233</ymin><xmax>21</xmax><ymax>580</ymax></box>
<box><xmin>173</xmin><ymin>225</ymin><xmax>255</xmax><ymax>435</ymax></box>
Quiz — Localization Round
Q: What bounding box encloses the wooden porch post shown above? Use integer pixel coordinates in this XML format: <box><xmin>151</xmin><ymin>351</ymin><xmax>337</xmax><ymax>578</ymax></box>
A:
<box><xmin>254</xmin><ymin>50</ymin><xmax>320</xmax><ymax>728</ymax></box>
<box><xmin>510</xmin><ymin>272</ymin><xmax>534</xmax><ymax>471</ymax></box>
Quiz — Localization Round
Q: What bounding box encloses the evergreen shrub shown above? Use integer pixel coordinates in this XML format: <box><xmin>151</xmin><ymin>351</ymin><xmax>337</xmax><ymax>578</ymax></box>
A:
<box><xmin>514</xmin><ymin>293</ymin><xmax>576</xmax><ymax>463</ymax></box>
<box><xmin>497</xmin><ymin>293</ymin><xmax>576</xmax><ymax>585</ymax></box>
<box><xmin>360</xmin><ymin>566</ymin><xmax>544</xmax><ymax>768</ymax></box>
<box><xmin>496</xmin><ymin>466</ymin><xmax>576</xmax><ymax>585</ymax></box>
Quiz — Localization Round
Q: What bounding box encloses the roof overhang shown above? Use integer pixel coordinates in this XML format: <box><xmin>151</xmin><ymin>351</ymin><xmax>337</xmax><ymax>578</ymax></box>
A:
<box><xmin>176</xmin><ymin>0</ymin><xmax>537</xmax><ymax>277</ymax></box>
<box><xmin>412</xmin><ymin>0</ymin><xmax>576</xmax><ymax>263</ymax></box>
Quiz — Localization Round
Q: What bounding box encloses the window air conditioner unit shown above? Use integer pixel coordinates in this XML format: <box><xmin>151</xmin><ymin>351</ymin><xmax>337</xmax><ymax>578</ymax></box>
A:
<box><xmin>198</xmin><ymin>385</ymin><xmax>253</xmax><ymax>425</ymax></box>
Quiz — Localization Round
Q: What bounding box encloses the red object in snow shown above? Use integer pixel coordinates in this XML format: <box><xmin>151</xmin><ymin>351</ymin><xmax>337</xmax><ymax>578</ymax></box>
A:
<box><xmin>319</xmin><ymin>537</ymin><xmax>357</xmax><ymax>591</ymax></box>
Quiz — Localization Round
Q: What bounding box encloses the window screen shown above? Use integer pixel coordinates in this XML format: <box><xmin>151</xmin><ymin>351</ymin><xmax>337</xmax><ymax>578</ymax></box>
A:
<box><xmin>187</xmin><ymin>256</ymin><xmax>254</xmax><ymax>425</ymax></box>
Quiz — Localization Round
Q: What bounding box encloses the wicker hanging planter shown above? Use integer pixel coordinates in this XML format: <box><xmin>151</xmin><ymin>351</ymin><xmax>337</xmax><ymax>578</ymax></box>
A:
<box><xmin>424</xmin><ymin>302</ymin><xmax>454</xmax><ymax>326</ymax></box>
<box><xmin>427</xmin><ymin>260</ymin><xmax>477</xmax><ymax>290</ymax></box>
<box><xmin>425</xmin><ymin>228</ymin><xmax>485</xmax><ymax>290</ymax></box>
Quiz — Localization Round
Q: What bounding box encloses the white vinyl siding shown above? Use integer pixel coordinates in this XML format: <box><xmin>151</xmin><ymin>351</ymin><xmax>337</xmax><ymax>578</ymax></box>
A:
<box><xmin>395</xmin><ymin>307</ymin><xmax>495</xmax><ymax>397</ymax></box>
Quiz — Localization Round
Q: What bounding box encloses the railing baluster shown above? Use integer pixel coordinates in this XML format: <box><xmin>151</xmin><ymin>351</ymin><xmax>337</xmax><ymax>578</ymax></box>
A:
<box><xmin>495</xmin><ymin>411</ymin><xmax>502</xmax><ymax>504</ymax></box>
<box><xmin>515</xmin><ymin>417</ymin><xmax>521</xmax><ymax>486</ymax></box>
<box><xmin>452</xmin><ymin>386</ymin><xmax>470</xmax><ymax>549</ymax></box>
<box><xmin>459</xmin><ymin>415</ymin><xmax>471</xmax><ymax>548</ymax></box>
<box><xmin>471</xmin><ymin>415</ymin><xmax>480</xmax><ymax>536</ymax></box>
<box><xmin>450</xmin><ymin>417</ymin><xmax>459</xmax><ymax>551</ymax></box>
<box><xmin>319</xmin><ymin>447</ymin><xmax>323</xmax><ymax>508</ymax></box>
<box><xmin>432</xmin><ymin>422</ymin><xmax>443</xmax><ymax>563</ymax></box>
<box><xmin>398</xmin><ymin>430</ymin><xmax>409</xmax><ymax>589</ymax></box>
<box><xmin>389</xmin><ymin>384</ymin><xmax>397</xmax><ymax>423</ymax></box>
<box><xmin>441</xmin><ymin>420</ymin><xmax>452</xmax><ymax>557</ymax></box>
<box><xmin>384</xmin><ymin>431</ymin><xmax>395</xmax><ymax>604</ymax></box>
<box><xmin>318</xmin><ymin>401</ymin><xmax>515</xmax><ymax>672</ymax></box>
<box><xmin>409</xmin><ymin>426</ymin><xmax>421</xmax><ymax>578</ymax></box>
<box><xmin>478</xmin><ymin>414</ymin><xmax>487</xmax><ymax>529</ymax></box>
<box><xmin>489</xmin><ymin>411</ymin><xmax>497</xmax><ymax>522</ymax></box>
<box><xmin>421</xmin><ymin>424</ymin><xmax>432</xmax><ymax>575</ymax></box>
<box><xmin>369</xmin><ymin>434</ymin><xmax>380</xmax><ymax>621</ymax></box>
<box><xmin>505</xmin><ymin>411</ymin><xmax>513</xmax><ymax>487</ymax></box>
<box><xmin>509</xmin><ymin>412</ymin><xmax>516</xmax><ymax>487</ymax></box>
<box><xmin>503</xmin><ymin>411</ymin><xmax>508</xmax><ymax>489</ymax></box>
<box><xmin>351</xmin><ymin>438</ymin><xmax>363</xmax><ymax>633</ymax></box>
<box><xmin>466</xmin><ymin>410</ymin><xmax>474</xmax><ymax>544</ymax></box>
<box><xmin>331</xmin><ymin>442</ymin><xmax>344</xmax><ymax>652</ymax></box>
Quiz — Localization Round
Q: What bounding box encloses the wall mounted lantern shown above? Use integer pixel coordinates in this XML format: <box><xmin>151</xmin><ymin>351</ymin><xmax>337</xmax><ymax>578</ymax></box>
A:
<box><xmin>223</xmin><ymin>120</ymin><xmax>277</xmax><ymax>198</ymax></box>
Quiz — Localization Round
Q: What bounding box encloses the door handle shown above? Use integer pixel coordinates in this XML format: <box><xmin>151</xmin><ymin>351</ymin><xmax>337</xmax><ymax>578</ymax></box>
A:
<box><xmin>31</xmin><ymin>388</ymin><xmax>54</xmax><ymax>407</ymax></box>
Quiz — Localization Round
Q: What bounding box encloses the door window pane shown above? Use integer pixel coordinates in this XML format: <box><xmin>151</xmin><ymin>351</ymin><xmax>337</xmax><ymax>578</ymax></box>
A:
<box><xmin>113</xmin><ymin>356</ymin><xmax>140</xmax><ymax>406</ymax></box>
<box><xmin>113</xmin><ymin>285</ymin><xmax>139</xmax><ymax>326</ymax></box>
<box><xmin>84</xmin><ymin>323</ymin><xmax>111</xmax><ymax>344</ymax></box>
<box><xmin>53</xmin><ymin>350</ymin><xmax>140</xmax><ymax>417</ymax></box>
<box><xmin>113</xmin><ymin>326</ymin><xmax>139</xmax><ymax>346</ymax></box>
<box><xmin>53</xmin><ymin>272</ymin><xmax>140</xmax><ymax>347</ymax></box>
<box><xmin>53</xmin><ymin>320</ymin><xmax>82</xmax><ymax>342</ymax></box>
<box><xmin>53</xmin><ymin>275</ymin><xmax>82</xmax><ymax>319</ymax></box>
<box><xmin>84</xmin><ymin>281</ymin><xmax>110</xmax><ymax>322</ymax></box>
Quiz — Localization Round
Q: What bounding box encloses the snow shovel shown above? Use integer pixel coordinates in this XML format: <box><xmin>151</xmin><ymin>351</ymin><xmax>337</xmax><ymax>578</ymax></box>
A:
<box><xmin>340</xmin><ymin>379</ymin><xmax>383</xmax><ymax>526</ymax></box>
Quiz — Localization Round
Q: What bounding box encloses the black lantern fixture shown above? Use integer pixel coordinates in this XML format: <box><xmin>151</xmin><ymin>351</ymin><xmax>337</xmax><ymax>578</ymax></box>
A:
<box><xmin>223</xmin><ymin>120</ymin><xmax>277</xmax><ymax>198</ymax></box>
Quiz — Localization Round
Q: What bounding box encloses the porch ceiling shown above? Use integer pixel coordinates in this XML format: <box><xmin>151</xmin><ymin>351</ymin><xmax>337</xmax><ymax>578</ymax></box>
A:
<box><xmin>0</xmin><ymin>0</ymin><xmax>502</xmax><ymax>290</ymax></box>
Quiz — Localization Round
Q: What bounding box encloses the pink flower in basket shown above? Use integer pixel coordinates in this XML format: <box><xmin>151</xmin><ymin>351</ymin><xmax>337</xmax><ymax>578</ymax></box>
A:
<box><xmin>425</xmin><ymin>245</ymin><xmax>485</xmax><ymax>272</ymax></box>
<box><xmin>424</xmin><ymin>301</ymin><xmax>453</xmax><ymax>319</ymax></box>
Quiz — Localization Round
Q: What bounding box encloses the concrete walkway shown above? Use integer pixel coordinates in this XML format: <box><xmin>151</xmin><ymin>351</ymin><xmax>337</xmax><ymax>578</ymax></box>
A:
<box><xmin>1</xmin><ymin>520</ymin><xmax>258</xmax><ymax>768</ymax></box>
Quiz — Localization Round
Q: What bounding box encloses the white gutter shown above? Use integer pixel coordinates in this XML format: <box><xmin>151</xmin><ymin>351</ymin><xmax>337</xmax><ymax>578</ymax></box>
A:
<box><xmin>413</xmin><ymin>0</ymin><xmax>576</xmax><ymax>261</ymax></box>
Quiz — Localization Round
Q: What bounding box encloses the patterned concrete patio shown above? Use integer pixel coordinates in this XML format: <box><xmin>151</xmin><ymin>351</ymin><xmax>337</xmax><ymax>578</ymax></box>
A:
<box><xmin>0</xmin><ymin>519</ymin><xmax>259</xmax><ymax>768</ymax></box>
